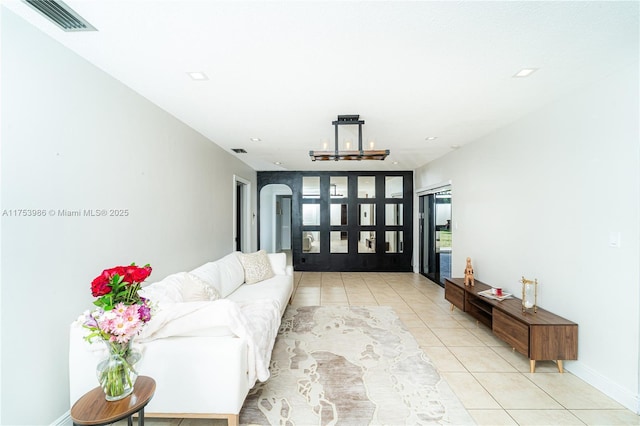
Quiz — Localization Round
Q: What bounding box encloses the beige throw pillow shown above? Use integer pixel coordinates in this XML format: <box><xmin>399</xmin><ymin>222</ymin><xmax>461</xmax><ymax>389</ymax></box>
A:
<box><xmin>237</xmin><ymin>250</ymin><xmax>275</xmax><ymax>284</ymax></box>
<box><xmin>181</xmin><ymin>272</ymin><xmax>221</xmax><ymax>302</ymax></box>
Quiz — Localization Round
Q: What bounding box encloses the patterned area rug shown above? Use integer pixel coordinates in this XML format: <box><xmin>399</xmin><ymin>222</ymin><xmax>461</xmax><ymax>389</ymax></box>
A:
<box><xmin>240</xmin><ymin>305</ymin><xmax>474</xmax><ymax>425</ymax></box>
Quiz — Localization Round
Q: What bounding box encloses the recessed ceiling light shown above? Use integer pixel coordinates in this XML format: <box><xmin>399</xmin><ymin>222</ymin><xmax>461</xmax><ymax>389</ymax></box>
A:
<box><xmin>450</xmin><ymin>145</ymin><xmax>460</xmax><ymax>150</ymax></box>
<box><xmin>393</xmin><ymin>161</ymin><xmax>399</xmax><ymax>165</ymax></box>
<box><xmin>187</xmin><ymin>71</ymin><xmax>208</xmax><ymax>81</ymax></box>
<box><xmin>513</xmin><ymin>68</ymin><xmax>538</xmax><ymax>78</ymax></box>
<box><xmin>250</xmin><ymin>138</ymin><xmax>261</xmax><ymax>142</ymax></box>
<box><xmin>425</xmin><ymin>136</ymin><xmax>437</xmax><ymax>141</ymax></box>
<box><xmin>274</xmin><ymin>161</ymin><xmax>282</xmax><ymax>165</ymax></box>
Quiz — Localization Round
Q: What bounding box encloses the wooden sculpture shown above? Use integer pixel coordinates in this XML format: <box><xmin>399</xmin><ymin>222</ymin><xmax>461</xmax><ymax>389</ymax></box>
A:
<box><xmin>464</xmin><ymin>257</ymin><xmax>475</xmax><ymax>286</ymax></box>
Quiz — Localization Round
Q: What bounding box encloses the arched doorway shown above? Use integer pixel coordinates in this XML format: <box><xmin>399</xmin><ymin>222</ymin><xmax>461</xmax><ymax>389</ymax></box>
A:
<box><xmin>259</xmin><ymin>184</ymin><xmax>292</xmax><ymax>254</ymax></box>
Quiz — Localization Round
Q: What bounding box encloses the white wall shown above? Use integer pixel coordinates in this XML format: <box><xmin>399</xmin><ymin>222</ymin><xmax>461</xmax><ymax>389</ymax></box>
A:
<box><xmin>415</xmin><ymin>63</ymin><xmax>640</xmax><ymax>412</ymax></box>
<box><xmin>0</xmin><ymin>9</ymin><xmax>257</xmax><ymax>425</ymax></box>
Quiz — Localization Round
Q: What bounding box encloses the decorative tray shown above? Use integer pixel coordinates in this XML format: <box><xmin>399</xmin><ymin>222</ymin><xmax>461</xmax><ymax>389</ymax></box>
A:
<box><xmin>477</xmin><ymin>289</ymin><xmax>513</xmax><ymax>301</ymax></box>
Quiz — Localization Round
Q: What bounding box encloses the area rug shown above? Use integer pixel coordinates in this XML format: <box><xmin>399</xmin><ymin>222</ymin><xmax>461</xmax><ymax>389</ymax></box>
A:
<box><xmin>240</xmin><ymin>305</ymin><xmax>474</xmax><ymax>425</ymax></box>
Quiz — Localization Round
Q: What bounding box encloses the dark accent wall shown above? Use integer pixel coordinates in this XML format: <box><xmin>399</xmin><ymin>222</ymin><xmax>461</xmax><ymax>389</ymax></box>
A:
<box><xmin>258</xmin><ymin>171</ymin><xmax>413</xmax><ymax>272</ymax></box>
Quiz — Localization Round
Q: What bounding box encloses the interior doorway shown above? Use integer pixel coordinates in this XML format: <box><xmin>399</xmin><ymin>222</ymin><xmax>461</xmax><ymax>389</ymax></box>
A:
<box><xmin>233</xmin><ymin>175</ymin><xmax>251</xmax><ymax>252</ymax></box>
<box><xmin>419</xmin><ymin>188</ymin><xmax>451</xmax><ymax>286</ymax></box>
<box><xmin>259</xmin><ymin>184</ymin><xmax>293</xmax><ymax>253</ymax></box>
<box><xmin>236</xmin><ymin>182</ymin><xmax>243</xmax><ymax>251</ymax></box>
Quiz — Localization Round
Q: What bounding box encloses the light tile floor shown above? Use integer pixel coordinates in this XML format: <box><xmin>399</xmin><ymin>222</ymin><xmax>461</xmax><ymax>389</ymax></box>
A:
<box><xmin>133</xmin><ymin>272</ymin><xmax>640</xmax><ymax>426</ymax></box>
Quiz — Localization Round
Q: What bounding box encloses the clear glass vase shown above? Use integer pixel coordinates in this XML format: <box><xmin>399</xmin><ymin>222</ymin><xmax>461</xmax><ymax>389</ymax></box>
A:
<box><xmin>96</xmin><ymin>339</ymin><xmax>141</xmax><ymax>401</ymax></box>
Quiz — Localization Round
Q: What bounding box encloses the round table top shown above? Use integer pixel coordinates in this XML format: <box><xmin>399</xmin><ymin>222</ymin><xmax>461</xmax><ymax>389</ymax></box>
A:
<box><xmin>70</xmin><ymin>376</ymin><xmax>156</xmax><ymax>426</ymax></box>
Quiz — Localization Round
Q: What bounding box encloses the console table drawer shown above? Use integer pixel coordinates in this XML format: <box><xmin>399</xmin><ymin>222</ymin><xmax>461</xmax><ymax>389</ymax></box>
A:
<box><xmin>445</xmin><ymin>280</ymin><xmax>465</xmax><ymax>311</ymax></box>
<box><xmin>493</xmin><ymin>309</ymin><xmax>529</xmax><ymax>356</ymax></box>
<box><xmin>530</xmin><ymin>324</ymin><xmax>578</xmax><ymax>361</ymax></box>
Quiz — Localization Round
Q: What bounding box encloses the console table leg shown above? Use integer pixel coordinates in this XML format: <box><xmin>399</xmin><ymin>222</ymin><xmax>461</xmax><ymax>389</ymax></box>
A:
<box><xmin>449</xmin><ymin>303</ymin><xmax>454</xmax><ymax>311</ymax></box>
<box><xmin>530</xmin><ymin>360</ymin><xmax>536</xmax><ymax>373</ymax></box>
<box><xmin>557</xmin><ymin>360</ymin><xmax>564</xmax><ymax>373</ymax></box>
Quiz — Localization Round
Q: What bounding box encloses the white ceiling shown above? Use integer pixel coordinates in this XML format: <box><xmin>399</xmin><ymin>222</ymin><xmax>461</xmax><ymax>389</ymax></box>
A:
<box><xmin>3</xmin><ymin>1</ymin><xmax>638</xmax><ymax>172</ymax></box>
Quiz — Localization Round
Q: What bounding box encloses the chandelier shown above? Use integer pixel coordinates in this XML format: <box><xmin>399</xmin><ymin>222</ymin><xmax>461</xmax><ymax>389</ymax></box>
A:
<box><xmin>309</xmin><ymin>115</ymin><xmax>390</xmax><ymax>161</ymax></box>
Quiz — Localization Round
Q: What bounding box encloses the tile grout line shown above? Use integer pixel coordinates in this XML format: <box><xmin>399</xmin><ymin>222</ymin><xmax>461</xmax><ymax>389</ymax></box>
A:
<box><xmin>392</xmin><ymin>275</ymin><xmax>542</xmax><ymax>425</ymax></box>
<box><xmin>292</xmin><ymin>271</ymin><xmax>634</xmax><ymax>426</ymax></box>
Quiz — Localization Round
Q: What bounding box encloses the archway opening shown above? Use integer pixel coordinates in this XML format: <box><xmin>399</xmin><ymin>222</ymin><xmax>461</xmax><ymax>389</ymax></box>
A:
<box><xmin>259</xmin><ymin>184</ymin><xmax>293</xmax><ymax>254</ymax></box>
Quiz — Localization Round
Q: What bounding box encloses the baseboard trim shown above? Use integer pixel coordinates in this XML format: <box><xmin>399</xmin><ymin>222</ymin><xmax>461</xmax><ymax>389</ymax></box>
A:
<box><xmin>50</xmin><ymin>410</ymin><xmax>72</xmax><ymax>426</ymax></box>
<box><xmin>566</xmin><ymin>361</ymin><xmax>640</xmax><ymax>414</ymax></box>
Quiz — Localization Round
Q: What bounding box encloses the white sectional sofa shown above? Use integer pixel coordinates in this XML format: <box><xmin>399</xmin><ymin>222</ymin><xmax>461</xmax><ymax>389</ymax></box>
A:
<box><xmin>69</xmin><ymin>251</ymin><xmax>293</xmax><ymax>426</ymax></box>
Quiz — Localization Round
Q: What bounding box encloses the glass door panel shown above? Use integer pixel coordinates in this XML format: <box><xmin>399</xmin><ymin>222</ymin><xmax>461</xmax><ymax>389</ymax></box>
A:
<box><xmin>435</xmin><ymin>191</ymin><xmax>452</xmax><ymax>284</ymax></box>
<box><xmin>357</xmin><ymin>176</ymin><xmax>375</xmax><ymax>198</ymax></box>
<box><xmin>330</xmin><ymin>176</ymin><xmax>348</xmax><ymax>199</ymax></box>
<box><xmin>385</xmin><ymin>204</ymin><xmax>403</xmax><ymax>225</ymax></box>
<box><xmin>330</xmin><ymin>204</ymin><xmax>347</xmax><ymax>225</ymax></box>
<box><xmin>358</xmin><ymin>204</ymin><xmax>376</xmax><ymax>225</ymax></box>
<box><xmin>385</xmin><ymin>231</ymin><xmax>403</xmax><ymax>253</ymax></box>
<box><xmin>419</xmin><ymin>189</ymin><xmax>451</xmax><ymax>286</ymax></box>
<box><xmin>302</xmin><ymin>204</ymin><xmax>320</xmax><ymax>226</ymax></box>
<box><xmin>302</xmin><ymin>231</ymin><xmax>320</xmax><ymax>253</ymax></box>
<box><xmin>359</xmin><ymin>231</ymin><xmax>376</xmax><ymax>253</ymax></box>
<box><xmin>330</xmin><ymin>231</ymin><xmax>348</xmax><ymax>253</ymax></box>
<box><xmin>302</xmin><ymin>177</ymin><xmax>320</xmax><ymax>198</ymax></box>
<box><xmin>385</xmin><ymin>176</ymin><xmax>403</xmax><ymax>198</ymax></box>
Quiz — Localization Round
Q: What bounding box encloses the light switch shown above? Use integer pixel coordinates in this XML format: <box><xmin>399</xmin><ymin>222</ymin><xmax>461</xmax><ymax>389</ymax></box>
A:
<box><xmin>609</xmin><ymin>231</ymin><xmax>621</xmax><ymax>248</ymax></box>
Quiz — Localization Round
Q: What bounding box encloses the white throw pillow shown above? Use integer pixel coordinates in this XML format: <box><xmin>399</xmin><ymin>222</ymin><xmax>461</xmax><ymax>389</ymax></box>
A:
<box><xmin>181</xmin><ymin>273</ymin><xmax>221</xmax><ymax>302</ymax></box>
<box><xmin>237</xmin><ymin>250</ymin><xmax>275</xmax><ymax>284</ymax></box>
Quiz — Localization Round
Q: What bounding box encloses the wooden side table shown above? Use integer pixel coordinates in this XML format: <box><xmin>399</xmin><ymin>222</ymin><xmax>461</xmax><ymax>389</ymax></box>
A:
<box><xmin>70</xmin><ymin>376</ymin><xmax>156</xmax><ymax>426</ymax></box>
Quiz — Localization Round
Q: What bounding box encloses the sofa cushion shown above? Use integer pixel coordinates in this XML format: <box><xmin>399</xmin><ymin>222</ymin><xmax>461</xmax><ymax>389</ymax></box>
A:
<box><xmin>189</xmin><ymin>261</ymin><xmax>222</xmax><ymax>294</ymax></box>
<box><xmin>227</xmin><ymin>274</ymin><xmax>293</xmax><ymax>316</ymax></box>
<box><xmin>181</xmin><ymin>273</ymin><xmax>221</xmax><ymax>302</ymax></box>
<box><xmin>139</xmin><ymin>272</ymin><xmax>188</xmax><ymax>303</ymax></box>
<box><xmin>189</xmin><ymin>253</ymin><xmax>247</xmax><ymax>298</ymax></box>
<box><xmin>237</xmin><ymin>250</ymin><xmax>275</xmax><ymax>284</ymax></box>
<box><xmin>140</xmin><ymin>272</ymin><xmax>221</xmax><ymax>304</ymax></box>
<box><xmin>216</xmin><ymin>252</ymin><xmax>246</xmax><ymax>297</ymax></box>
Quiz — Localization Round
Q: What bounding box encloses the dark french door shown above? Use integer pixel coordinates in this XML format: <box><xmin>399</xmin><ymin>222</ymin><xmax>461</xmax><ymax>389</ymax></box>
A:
<box><xmin>419</xmin><ymin>189</ymin><xmax>451</xmax><ymax>286</ymax></box>
<box><xmin>258</xmin><ymin>171</ymin><xmax>413</xmax><ymax>272</ymax></box>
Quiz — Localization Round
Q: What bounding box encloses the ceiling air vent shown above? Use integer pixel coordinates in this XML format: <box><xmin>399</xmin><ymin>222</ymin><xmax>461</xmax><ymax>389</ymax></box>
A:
<box><xmin>23</xmin><ymin>0</ymin><xmax>97</xmax><ymax>31</ymax></box>
<box><xmin>231</xmin><ymin>148</ymin><xmax>247</xmax><ymax>154</ymax></box>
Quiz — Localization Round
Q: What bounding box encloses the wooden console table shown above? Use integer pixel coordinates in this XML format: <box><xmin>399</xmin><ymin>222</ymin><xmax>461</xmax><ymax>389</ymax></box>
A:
<box><xmin>445</xmin><ymin>278</ymin><xmax>578</xmax><ymax>373</ymax></box>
